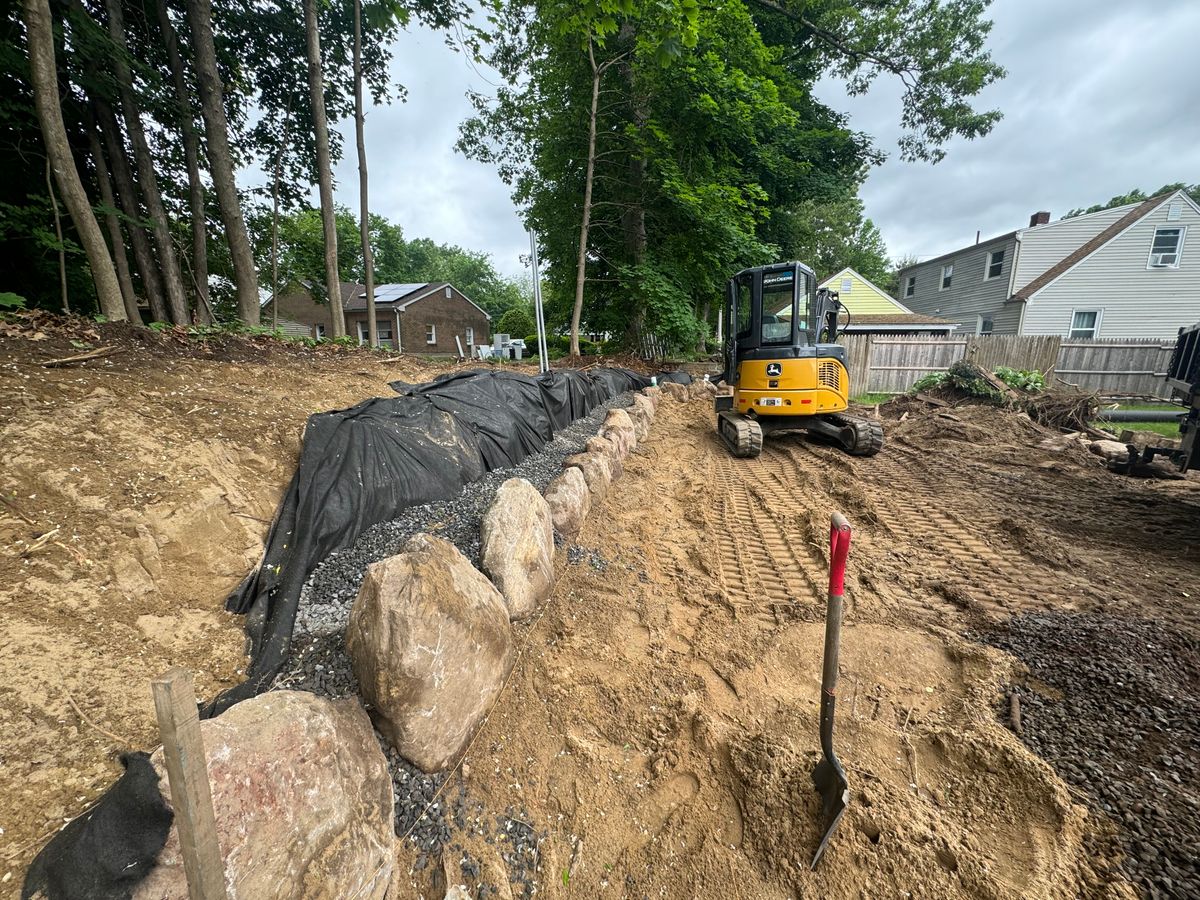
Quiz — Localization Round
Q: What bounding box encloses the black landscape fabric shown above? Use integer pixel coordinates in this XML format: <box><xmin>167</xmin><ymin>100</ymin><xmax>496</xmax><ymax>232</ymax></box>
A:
<box><xmin>204</xmin><ymin>366</ymin><xmax>651</xmax><ymax>716</ymax></box>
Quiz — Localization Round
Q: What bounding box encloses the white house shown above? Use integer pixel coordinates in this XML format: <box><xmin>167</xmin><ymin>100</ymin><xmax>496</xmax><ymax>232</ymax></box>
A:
<box><xmin>898</xmin><ymin>189</ymin><xmax>1200</xmax><ymax>339</ymax></box>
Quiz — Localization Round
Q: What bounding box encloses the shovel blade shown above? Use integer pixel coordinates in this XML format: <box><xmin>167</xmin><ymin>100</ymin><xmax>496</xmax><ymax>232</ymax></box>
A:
<box><xmin>811</xmin><ymin>756</ymin><xmax>849</xmax><ymax>868</ymax></box>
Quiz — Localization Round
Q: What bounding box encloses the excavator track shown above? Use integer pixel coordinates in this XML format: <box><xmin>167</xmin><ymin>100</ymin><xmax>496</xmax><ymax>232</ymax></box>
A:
<box><xmin>825</xmin><ymin>413</ymin><xmax>885</xmax><ymax>457</ymax></box>
<box><xmin>718</xmin><ymin>410</ymin><xmax>764</xmax><ymax>458</ymax></box>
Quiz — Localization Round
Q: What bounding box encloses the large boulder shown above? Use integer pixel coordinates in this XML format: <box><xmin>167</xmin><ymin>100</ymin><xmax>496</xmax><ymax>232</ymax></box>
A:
<box><xmin>626</xmin><ymin>403</ymin><xmax>651</xmax><ymax>443</ymax></box>
<box><xmin>1089</xmin><ymin>439</ymin><xmax>1129</xmax><ymax>464</ymax></box>
<box><xmin>544</xmin><ymin>467</ymin><xmax>591</xmax><ymax>538</ymax></box>
<box><xmin>565</xmin><ymin>451</ymin><xmax>613</xmax><ymax>501</ymax></box>
<box><xmin>480</xmin><ymin>478</ymin><xmax>555</xmax><ymax>621</ymax></box>
<box><xmin>600</xmin><ymin>408</ymin><xmax>637</xmax><ymax>458</ymax></box>
<box><xmin>632</xmin><ymin>393</ymin><xmax>656</xmax><ymax>423</ymax></box>
<box><xmin>661</xmin><ymin>381</ymin><xmax>689</xmax><ymax>402</ymax></box>
<box><xmin>133</xmin><ymin>691</ymin><xmax>394</xmax><ymax>900</ymax></box>
<box><xmin>641</xmin><ymin>386</ymin><xmax>662</xmax><ymax>410</ymax></box>
<box><xmin>586</xmin><ymin>435</ymin><xmax>623</xmax><ymax>480</ymax></box>
<box><xmin>689</xmin><ymin>378</ymin><xmax>716</xmax><ymax>400</ymax></box>
<box><xmin>346</xmin><ymin>534</ymin><xmax>515</xmax><ymax>772</ymax></box>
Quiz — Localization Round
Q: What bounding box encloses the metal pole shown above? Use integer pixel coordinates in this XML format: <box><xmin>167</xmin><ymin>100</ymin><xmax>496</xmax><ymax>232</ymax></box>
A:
<box><xmin>529</xmin><ymin>229</ymin><xmax>549</xmax><ymax>373</ymax></box>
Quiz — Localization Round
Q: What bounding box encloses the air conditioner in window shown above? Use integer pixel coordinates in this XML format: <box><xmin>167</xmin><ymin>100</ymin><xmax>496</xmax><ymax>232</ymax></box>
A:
<box><xmin>1150</xmin><ymin>254</ymin><xmax>1178</xmax><ymax>267</ymax></box>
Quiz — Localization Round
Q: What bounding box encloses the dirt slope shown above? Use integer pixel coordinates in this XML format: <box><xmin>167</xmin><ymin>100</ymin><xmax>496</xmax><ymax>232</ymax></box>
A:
<box><xmin>0</xmin><ymin>314</ymin><xmax>454</xmax><ymax>886</ymax></box>
<box><xmin>398</xmin><ymin>397</ymin><xmax>1185</xmax><ymax>899</ymax></box>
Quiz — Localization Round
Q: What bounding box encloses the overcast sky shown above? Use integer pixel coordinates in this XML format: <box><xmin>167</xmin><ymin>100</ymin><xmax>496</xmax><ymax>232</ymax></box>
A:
<box><xmin>321</xmin><ymin>0</ymin><xmax>1200</xmax><ymax>278</ymax></box>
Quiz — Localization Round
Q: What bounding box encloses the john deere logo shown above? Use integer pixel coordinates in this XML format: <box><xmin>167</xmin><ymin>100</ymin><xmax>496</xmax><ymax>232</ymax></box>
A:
<box><xmin>766</xmin><ymin>363</ymin><xmax>782</xmax><ymax>376</ymax></box>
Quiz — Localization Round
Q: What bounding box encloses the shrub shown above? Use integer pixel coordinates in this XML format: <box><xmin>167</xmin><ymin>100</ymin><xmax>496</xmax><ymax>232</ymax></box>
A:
<box><xmin>496</xmin><ymin>305</ymin><xmax>534</xmax><ymax>338</ymax></box>
<box><xmin>0</xmin><ymin>292</ymin><xmax>27</xmax><ymax>310</ymax></box>
<box><xmin>994</xmin><ymin>366</ymin><xmax>1046</xmax><ymax>393</ymax></box>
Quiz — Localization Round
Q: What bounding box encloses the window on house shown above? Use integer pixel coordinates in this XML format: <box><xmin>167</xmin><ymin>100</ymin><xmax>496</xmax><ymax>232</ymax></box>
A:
<box><xmin>1070</xmin><ymin>310</ymin><xmax>1100</xmax><ymax>339</ymax></box>
<box><xmin>465</xmin><ymin>326</ymin><xmax>474</xmax><ymax>347</ymax></box>
<box><xmin>426</xmin><ymin>324</ymin><xmax>437</xmax><ymax>344</ymax></box>
<box><xmin>904</xmin><ymin>276</ymin><xmax>916</xmax><ymax>298</ymax></box>
<box><xmin>840</xmin><ymin>278</ymin><xmax>852</xmax><ymax>293</ymax></box>
<box><xmin>445</xmin><ymin>286</ymin><xmax>452</xmax><ymax>298</ymax></box>
<box><xmin>986</xmin><ymin>249</ymin><xmax>1005</xmax><ymax>279</ymax></box>
<box><xmin>940</xmin><ymin>264</ymin><xmax>953</xmax><ymax>290</ymax></box>
<box><xmin>315</xmin><ymin>324</ymin><xmax>326</xmax><ymax>339</ymax></box>
<box><xmin>1148</xmin><ymin>227</ymin><xmax>1184</xmax><ymax>268</ymax></box>
<box><xmin>377</xmin><ymin>322</ymin><xmax>393</xmax><ymax>349</ymax></box>
<box><xmin>1167</xmin><ymin>203</ymin><xmax>1182</xmax><ymax>222</ymax></box>
<box><xmin>355</xmin><ymin>321</ymin><xmax>366</xmax><ymax>345</ymax></box>
<box><xmin>977</xmin><ymin>316</ymin><xmax>994</xmax><ymax>335</ymax></box>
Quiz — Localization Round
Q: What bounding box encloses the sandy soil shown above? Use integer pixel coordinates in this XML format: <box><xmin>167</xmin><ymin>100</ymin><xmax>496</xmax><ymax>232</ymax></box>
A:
<box><xmin>395</xmin><ymin>395</ymin><xmax>1200</xmax><ymax>899</ymax></box>
<box><xmin>0</xmin><ymin>313</ymin><xmax>462</xmax><ymax>887</ymax></box>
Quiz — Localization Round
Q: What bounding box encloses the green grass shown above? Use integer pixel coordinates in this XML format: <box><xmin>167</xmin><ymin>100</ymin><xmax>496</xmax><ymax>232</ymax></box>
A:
<box><xmin>1090</xmin><ymin>420</ymin><xmax>1183</xmax><ymax>438</ymax></box>
<box><xmin>852</xmin><ymin>393</ymin><xmax>893</xmax><ymax>406</ymax></box>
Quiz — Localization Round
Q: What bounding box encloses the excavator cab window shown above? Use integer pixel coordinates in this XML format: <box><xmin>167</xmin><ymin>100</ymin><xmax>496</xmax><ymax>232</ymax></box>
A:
<box><xmin>734</xmin><ymin>274</ymin><xmax>754</xmax><ymax>341</ymax></box>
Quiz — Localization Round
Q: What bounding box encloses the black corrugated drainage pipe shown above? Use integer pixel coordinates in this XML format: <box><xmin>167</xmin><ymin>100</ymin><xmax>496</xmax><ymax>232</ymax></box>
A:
<box><xmin>1095</xmin><ymin>409</ymin><xmax>1185</xmax><ymax>423</ymax></box>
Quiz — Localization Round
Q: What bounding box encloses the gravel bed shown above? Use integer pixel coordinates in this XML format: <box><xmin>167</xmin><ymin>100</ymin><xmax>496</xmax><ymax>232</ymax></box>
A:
<box><xmin>977</xmin><ymin>612</ymin><xmax>1200</xmax><ymax>899</ymax></box>
<box><xmin>271</xmin><ymin>392</ymin><xmax>632</xmax><ymax>877</ymax></box>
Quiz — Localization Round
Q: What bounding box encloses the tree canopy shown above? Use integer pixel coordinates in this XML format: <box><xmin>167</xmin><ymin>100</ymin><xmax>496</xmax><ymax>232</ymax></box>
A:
<box><xmin>1064</xmin><ymin>183</ymin><xmax>1199</xmax><ymax>219</ymax></box>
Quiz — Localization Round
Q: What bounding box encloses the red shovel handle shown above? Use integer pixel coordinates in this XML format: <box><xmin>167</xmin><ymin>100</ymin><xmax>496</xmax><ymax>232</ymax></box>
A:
<box><xmin>829</xmin><ymin>512</ymin><xmax>851</xmax><ymax>596</ymax></box>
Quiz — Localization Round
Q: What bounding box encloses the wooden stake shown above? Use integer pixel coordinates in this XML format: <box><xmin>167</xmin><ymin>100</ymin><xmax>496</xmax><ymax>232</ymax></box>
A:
<box><xmin>151</xmin><ymin>668</ymin><xmax>228</xmax><ymax>900</ymax></box>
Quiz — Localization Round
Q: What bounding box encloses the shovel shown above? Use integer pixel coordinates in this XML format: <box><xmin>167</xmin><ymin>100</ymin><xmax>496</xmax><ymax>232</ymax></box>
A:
<box><xmin>811</xmin><ymin>511</ymin><xmax>852</xmax><ymax>869</ymax></box>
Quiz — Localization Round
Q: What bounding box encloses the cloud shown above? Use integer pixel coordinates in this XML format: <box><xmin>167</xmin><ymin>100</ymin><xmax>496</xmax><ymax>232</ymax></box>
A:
<box><xmin>815</xmin><ymin>0</ymin><xmax>1200</xmax><ymax>262</ymax></box>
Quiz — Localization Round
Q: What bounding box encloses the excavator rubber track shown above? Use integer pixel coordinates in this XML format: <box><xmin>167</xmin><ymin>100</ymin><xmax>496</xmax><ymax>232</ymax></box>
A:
<box><xmin>718</xmin><ymin>410</ymin><xmax>764</xmax><ymax>458</ymax></box>
<box><xmin>825</xmin><ymin>413</ymin><xmax>884</xmax><ymax>457</ymax></box>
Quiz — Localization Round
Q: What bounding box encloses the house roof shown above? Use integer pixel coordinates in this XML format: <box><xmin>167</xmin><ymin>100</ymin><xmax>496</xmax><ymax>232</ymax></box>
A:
<box><xmin>819</xmin><ymin>267</ymin><xmax>913</xmax><ymax>313</ymax></box>
<box><xmin>343</xmin><ymin>282</ymin><xmax>429</xmax><ymax>310</ymax></box>
<box><xmin>848</xmin><ymin>313</ymin><xmax>954</xmax><ymax>326</ymax></box>
<box><xmin>1012</xmin><ymin>192</ymin><xmax>1178</xmax><ymax>300</ymax></box>
<box><xmin>897</xmin><ymin>231</ymin><xmax>1018</xmax><ymax>276</ymax></box>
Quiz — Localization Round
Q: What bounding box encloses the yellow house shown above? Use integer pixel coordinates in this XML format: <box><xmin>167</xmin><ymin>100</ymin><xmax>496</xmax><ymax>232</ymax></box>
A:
<box><xmin>818</xmin><ymin>267</ymin><xmax>909</xmax><ymax>314</ymax></box>
<box><xmin>819</xmin><ymin>267</ymin><xmax>957</xmax><ymax>334</ymax></box>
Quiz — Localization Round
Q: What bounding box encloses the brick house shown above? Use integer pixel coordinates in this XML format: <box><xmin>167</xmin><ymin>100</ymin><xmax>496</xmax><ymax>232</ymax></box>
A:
<box><xmin>263</xmin><ymin>281</ymin><xmax>491</xmax><ymax>354</ymax></box>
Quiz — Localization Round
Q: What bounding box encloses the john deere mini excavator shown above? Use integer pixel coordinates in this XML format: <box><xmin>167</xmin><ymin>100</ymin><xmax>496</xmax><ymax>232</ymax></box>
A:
<box><xmin>715</xmin><ymin>261</ymin><xmax>883</xmax><ymax>458</ymax></box>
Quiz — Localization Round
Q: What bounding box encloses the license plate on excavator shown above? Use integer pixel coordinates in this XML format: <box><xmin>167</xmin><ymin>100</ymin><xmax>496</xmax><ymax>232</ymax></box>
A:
<box><xmin>759</xmin><ymin>398</ymin><xmax>783</xmax><ymax>407</ymax></box>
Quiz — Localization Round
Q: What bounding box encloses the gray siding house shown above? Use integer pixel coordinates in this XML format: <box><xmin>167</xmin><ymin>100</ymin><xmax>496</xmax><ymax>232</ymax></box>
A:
<box><xmin>898</xmin><ymin>189</ymin><xmax>1200</xmax><ymax>339</ymax></box>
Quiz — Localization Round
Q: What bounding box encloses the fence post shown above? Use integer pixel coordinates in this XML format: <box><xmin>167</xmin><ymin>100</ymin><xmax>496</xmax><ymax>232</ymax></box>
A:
<box><xmin>151</xmin><ymin>668</ymin><xmax>229</xmax><ymax>900</ymax></box>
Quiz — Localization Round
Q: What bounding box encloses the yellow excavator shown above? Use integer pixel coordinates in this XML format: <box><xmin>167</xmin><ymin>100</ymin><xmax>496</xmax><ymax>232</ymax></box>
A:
<box><xmin>715</xmin><ymin>261</ymin><xmax>884</xmax><ymax>458</ymax></box>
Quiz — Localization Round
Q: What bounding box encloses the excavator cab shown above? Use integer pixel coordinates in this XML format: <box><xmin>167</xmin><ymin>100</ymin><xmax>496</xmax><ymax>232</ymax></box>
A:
<box><xmin>715</xmin><ymin>261</ymin><xmax>883</xmax><ymax>458</ymax></box>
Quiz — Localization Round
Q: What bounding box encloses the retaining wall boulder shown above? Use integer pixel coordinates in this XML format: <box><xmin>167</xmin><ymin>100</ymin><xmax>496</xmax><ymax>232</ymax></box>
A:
<box><xmin>586</xmin><ymin>435</ymin><xmax>623</xmax><ymax>480</ymax></box>
<box><xmin>626</xmin><ymin>404</ymin><xmax>651</xmax><ymax>443</ymax></box>
<box><xmin>544</xmin><ymin>467</ymin><xmax>591</xmax><ymax>538</ymax></box>
<box><xmin>661</xmin><ymin>381</ymin><xmax>689</xmax><ymax>402</ymax></box>
<box><xmin>564</xmin><ymin>451</ymin><xmax>613</xmax><ymax>501</ymax></box>
<box><xmin>480</xmin><ymin>478</ymin><xmax>555</xmax><ymax>621</ymax></box>
<box><xmin>641</xmin><ymin>386</ymin><xmax>662</xmax><ymax>410</ymax></box>
<box><xmin>600</xmin><ymin>408</ymin><xmax>637</xmax><ymax>457</ymax></box>
<box><xmin>133</xmin><ymin>691</ymin><xmax>394</xmax><ymax>900</ymax></box>
<box><xmin>689</xmin><ymin>379</ymin><xmax>715</xmax><ymax>400</ymax></box>
<box><xmin>346</xmin><ymin>534</ymin><xmax>515</xmax><ymax>772</ymax></box>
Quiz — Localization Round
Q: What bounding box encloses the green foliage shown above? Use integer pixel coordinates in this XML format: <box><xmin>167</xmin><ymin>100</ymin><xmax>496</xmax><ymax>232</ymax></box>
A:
<box><xmin>0</xmin><ymin>292</ymin><xmax>27</xmax><ymax>310</ymax></box>
<box><xmin>1063</xmin><ymin>183</ymin><xmax>1199</xmax><ymax>218</ymax></box>
<box><xmin>910</xmin><ymin>371</ymin><xmax>949</xmax><ymax>392</ymax></box>
<box><xmin>765</xmin><ymin>198</ymin><xmax>891</xmax><ymax>285</ymax></box>
<box><xmin>497</xmin><ymin>305</ymin><xmax>535</xmax><ymax>337</ymax></box>
<box><xmin>993</xmin><ymin>366</ymin><xmax>1045</xmax><ymax>393</ymax></box>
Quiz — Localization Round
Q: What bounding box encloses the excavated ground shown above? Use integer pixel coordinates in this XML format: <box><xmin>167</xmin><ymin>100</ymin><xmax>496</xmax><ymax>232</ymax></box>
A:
<box><xmin>4</xmin><ymin>312</ymin><xmax>1199</xmax><ymax>899</ymax></box>
<box><xmin>396</xmin><ymin>396</ymin><xmax>1200</xmax><ymax>900</ymax></box>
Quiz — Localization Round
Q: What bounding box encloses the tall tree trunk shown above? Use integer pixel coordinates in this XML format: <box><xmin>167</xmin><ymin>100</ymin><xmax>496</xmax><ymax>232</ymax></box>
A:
<box><xmin>155</xmin><ymin>0</ymin><xmax>210</xmax><ymax>323</ymax></box>
<box><xmin>87</xmin><ymin>126</ymin><xmax>141</xmax><ymax>322</ymax></box>
<box><xmin>96</xmin><ymin>99</ymin><xmax>168</xmax><ymax>323</ymax></box>
<box><xmin>354</xmin><ymin>0</ymin><xmax>376</xmax><ymax>348</ymax></box>
<box><xmin>570</xmin><ymin>42</ymin><xmax>605</xmax><ymax>358</ymax></box>
<box><xmin>22</xmin><ymin>0</ymin><xmax>125</xmax><ymax>320</ymax></box>
<box><xmin>185</xmin><ymin>0</ymin><xmax>260</xmax><ymax>324</ymax></box>
<box><xmin>45</xmin><ymin>157</ymin><xmax>69</xmax><ymax>313</ymax></box>
<box><xmin>304</xmin><ymin>0</ymin><xmax>345</xmax><ymax>338</ymax></box>
<box><xmin>105</xmin><ymin>0</ymin><xmax>190</xmax><ymax>324</ymax></box>
<box><xmin>270</xmin><ymin>122</ymin><xmax>285</xmax><ymax>332</ymax></box>
<box><xmin>618</xmin><ymin>24</ymin><xmax>647</xmax><ymax>344</ymax></box>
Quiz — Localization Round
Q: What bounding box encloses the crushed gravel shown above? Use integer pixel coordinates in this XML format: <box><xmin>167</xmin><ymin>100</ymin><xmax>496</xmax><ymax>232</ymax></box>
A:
<box><xmin>272</xmin><ymin>392</ymin><xmax>633</xmax><ymax>873</ymax></box>
<box><xmin>978</xmin><ymin>612</ymin><xmax>1200</xmax><ymax>899</ymax></box>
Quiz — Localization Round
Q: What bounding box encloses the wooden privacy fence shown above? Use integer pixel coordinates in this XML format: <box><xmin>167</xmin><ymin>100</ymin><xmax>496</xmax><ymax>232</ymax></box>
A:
<box><xmin>840</xmin><ymin>334</ymin><xmax>1178</xmax><ymax>398</ymax></box>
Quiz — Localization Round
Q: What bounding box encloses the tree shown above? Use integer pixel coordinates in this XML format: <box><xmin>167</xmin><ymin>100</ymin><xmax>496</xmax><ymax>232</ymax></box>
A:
<box><xmin>304</xmin><ymin>0</ymin><xmax>346</xmax><ymax>338</ymax></box>
<box><xmin>104</xmin><ymin>0</ymin><xmax>189</xmax><ymax>324</ymax></box>
<box><xmin>21</xmin><ymin>0</ymin><xmax>125</xmax><ymax>320</ymax></box>
<box><xmin>1064</xmin><ymin>183</ymin><xmax>1199</xmax><ymax>219</ymax></box>
<box><xmin>186</xmin><ymin>0</ymin><xmax>260</xmax><ymax>324</ymax></box>
<box><xmin>354</xmin><ymin>0</ymin><xmax>376</xmax><ymax>347</ymax></box>
<box><xmin>497</xmin><ymin>304</ymin><xmax>534</xmax><ymax>338</ymax></box>
<box><xmin>765</xmin><ymin>197</ymin><xmax>891</xmax><ymax>286</ymax></box>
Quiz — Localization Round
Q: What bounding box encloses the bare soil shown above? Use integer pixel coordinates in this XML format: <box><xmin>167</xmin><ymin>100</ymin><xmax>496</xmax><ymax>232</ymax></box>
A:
<box><xmin>400</xmin><ymin>396</ymin><xmax>1200</xmax><ymax>900</ymax></box>
<box><xmin>4</xmin><ymin>315</ymin><xmax>1198</xmax><ymax>899</ymax></box>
